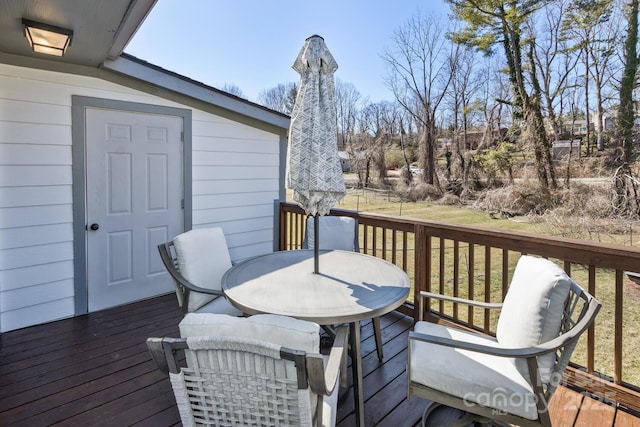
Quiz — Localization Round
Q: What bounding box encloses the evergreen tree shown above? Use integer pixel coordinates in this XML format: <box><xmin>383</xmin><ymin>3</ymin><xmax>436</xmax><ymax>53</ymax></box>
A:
<box><xmin>446</xmin><ymin>0</ymin><xmax>557</xmax><ymax>189</ymax></box>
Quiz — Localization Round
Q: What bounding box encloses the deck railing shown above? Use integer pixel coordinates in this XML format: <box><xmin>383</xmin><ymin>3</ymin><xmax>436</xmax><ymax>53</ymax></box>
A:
<box><xmin>278</xmin><ymin>201</ymin><xmax>640</xmax><ymax>412</ymax></box>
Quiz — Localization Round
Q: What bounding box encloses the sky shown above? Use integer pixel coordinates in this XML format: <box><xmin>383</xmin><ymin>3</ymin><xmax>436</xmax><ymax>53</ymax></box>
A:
<box><xmin>125</xmin><ymin>0</ymin><xmax>451</xmax><ymax>105</ymax></box>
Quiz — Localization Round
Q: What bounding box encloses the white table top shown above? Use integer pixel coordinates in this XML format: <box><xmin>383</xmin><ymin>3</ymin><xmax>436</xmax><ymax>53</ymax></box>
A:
<box><xmin>222</xmin><ymin>249</ymin><xmax>410</xmax><ymax>325</ymax></box>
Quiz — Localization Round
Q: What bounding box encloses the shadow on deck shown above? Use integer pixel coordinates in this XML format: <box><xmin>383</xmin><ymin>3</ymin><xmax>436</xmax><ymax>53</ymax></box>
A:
<box><xmin>1</xmin><ymin>294</ymin><xmax>637</xmax><ymax>426</ymax></box>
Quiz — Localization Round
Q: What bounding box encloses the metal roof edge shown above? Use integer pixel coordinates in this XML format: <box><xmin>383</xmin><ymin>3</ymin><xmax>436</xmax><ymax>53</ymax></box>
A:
<box><xmin>103</xmin><ymin>53</ymin><xmax>290</xmax><ymax>131</ymax></box>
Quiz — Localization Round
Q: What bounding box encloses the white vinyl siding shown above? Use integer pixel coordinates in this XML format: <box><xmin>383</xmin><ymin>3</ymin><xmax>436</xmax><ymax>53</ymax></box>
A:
<box><xmin>0</xmin><ymin>63</ymin><xmax>283</xmax><ymax>332</ymax></box>
<box><xmin>191</xmin><ymin>109</ymin><xmax>280</xmax><ymax>259</ymax></box>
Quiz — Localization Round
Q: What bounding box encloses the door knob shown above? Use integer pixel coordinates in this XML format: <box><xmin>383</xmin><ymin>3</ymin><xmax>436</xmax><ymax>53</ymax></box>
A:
<box><xmin>90</xmin><ymin>223</ymin><xmax>99</xmax><ymax>231</ymax></box>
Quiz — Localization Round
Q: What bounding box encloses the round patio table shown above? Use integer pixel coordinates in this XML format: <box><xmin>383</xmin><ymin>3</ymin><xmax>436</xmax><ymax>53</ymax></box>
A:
<box><xmin>222</xmin><ymin>249</ymin><xmax>410</xmax><ymax>427</ymax></box>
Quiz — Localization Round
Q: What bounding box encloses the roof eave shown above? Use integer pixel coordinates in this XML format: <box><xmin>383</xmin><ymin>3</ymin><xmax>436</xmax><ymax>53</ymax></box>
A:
<box><xmin>106</xmin><ymin>0</ymin><xmax>159</xmax><ymax>61</ymax></box>
<box><xmin>103</xmin><ymin>54</ymin><xmax>290</xmax><ymax>131</ymax></box>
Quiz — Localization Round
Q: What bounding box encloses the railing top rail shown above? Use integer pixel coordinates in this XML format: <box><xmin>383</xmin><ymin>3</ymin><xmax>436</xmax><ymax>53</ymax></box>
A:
<box><xmin>280</xmin><ymin>201</ymin><xmax>640</xmax><ymax>270</ymax></box>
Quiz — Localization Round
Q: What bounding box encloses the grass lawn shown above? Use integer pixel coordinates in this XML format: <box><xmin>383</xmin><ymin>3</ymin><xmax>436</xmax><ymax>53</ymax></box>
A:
<box><xmin>333</xmin><ymin>186</ymin><xmax>640</xmax><ymax>246</ymax></box>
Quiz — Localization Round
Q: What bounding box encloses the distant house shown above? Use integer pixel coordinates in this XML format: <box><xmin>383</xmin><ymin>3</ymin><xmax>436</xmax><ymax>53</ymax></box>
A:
<box><xmin>0</xmin><ymin>1</ymin><xmax>289</xmax><ymax>332</ymax></box>
<box><xmin>559</xmin><ymin>119</ymin><xmax>592</xmax><ymax>137</ymax></box>
<box><xmin>552</xmin><ymin>140</ymin><xmax>582</xmax><ymax>160</ymax></box>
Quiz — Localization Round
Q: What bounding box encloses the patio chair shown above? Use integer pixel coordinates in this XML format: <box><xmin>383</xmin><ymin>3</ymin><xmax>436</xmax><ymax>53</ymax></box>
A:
<box><xmin>147</xmin><ymin>313</ymin><xmax>348</xmax><ymax>427</ymax></box>
<box><xmin>407</xmin><ymin>255</ymin><xmax>601</xmax><ymax>427</ymax></box>
<box><xmin>302</xmin><ymin>215</ymin><xmax>385</xmax><ymax>360</ymax></box>
<box><xmin>157</xmin><ymin>227</ymin><xmax>243</xmax><ymax>316</ymax></box>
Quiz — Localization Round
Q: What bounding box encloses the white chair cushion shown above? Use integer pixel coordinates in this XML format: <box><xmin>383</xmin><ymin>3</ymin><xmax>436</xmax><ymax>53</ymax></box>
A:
<box><xmin>179</xmin><ymin>313</ymin><xmax>320</xmax><ymax>353</ymax></box>
<box><xmin>496</xmin><ymin>255</ymin><xmax>573</xmax><ymax>384</ymax></box>
<box><xmin>306</xmin><ymin>216</ymin><xmax>357</xmax><ymax>251</ymax></box>
<box><xmin>173</xmin><ymin>228</ymin><xmax>233</xmax><ymax>311</ymax></box>
<box><xmin>410</xmin><ymin>321</ymin><xmax>537</xmax><ymax>420</ymax></box>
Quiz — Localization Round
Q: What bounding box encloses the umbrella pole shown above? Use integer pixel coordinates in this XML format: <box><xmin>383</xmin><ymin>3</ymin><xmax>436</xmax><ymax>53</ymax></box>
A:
<box><xmin>314</xmin><ymin>213</ymin><xmax>319</xmax><ymax>274</ymax></box>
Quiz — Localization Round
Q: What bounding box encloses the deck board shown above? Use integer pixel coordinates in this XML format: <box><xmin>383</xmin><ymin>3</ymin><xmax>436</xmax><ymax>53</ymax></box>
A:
<box><xmin>574</xmin><ymin>394</ymin><xmax>617</xmax><ymax>427</ymax></box>
<box><xmin>616</xmin><ymin>409</ymin><xmax>640</xmax><ymax>427</ymax></box>
<box><xmin>0</xmin><ymin>293</ymin><xmax>638</xmax><ymax>427</ymax></box>
<box><xmin>549</xmin><ymin>386</ymin><xmax>583</xmax><ymax>426</ymax></box>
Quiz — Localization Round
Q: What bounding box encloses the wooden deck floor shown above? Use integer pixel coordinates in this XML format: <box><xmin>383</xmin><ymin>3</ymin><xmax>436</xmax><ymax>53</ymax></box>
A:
<box><xmin>1</xmin><ymin>294</ymin><xmax>638</xmax><ymax>427</ymax></box>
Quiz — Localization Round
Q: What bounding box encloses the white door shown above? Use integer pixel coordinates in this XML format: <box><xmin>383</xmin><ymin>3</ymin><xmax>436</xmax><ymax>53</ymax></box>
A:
<box><xmin>85</xmin><ymin>108</ymin><xmax>183</xmax><ymax>311</ymax></box>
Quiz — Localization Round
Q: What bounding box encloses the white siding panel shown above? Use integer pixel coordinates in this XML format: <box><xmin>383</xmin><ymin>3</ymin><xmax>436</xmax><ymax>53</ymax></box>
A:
<box><xmin>193</xmin><ymin>204</ymin><xmax>274</xmax><ymax>224</ymax></box>
<box><xmin>1</xmin><ymin>205</ymin><xmax>72</xmax><ymax>228</ymax></box>
<box><xmin>192</xmin><ymin>151</ymin><xmax>279</xmax><ymax>167</ymax></box>
<box><xmin>0</xmin><ymin>165</ymin><xmax>72</xmax><ymax>186</ymax></box>
<box><xmin>192</xmin><ymin>179</ymin><xmax>279</xmax><ymax>195</ymax></box>
<box><xmin>194</xmin><ymin>192</ymin><xmax>279</xmax><ymax>210</ymax></box>
<box><xmin>211</xmin><ymin>217</ymin><xmax>274</xmax><ymax>236</ymax></box>
<box><xmin>0</xmin><ymin>71</ymin><xmax>100</xmax><ymax>103</ymax></box>
<box><xmin>226</xmin><ymin>228</ymin><xmax>274</xmax><ymax>249</ymax></box>
<box><xmin>228</xmin><ymin>242</ymin><xmax>273</xmax><ymax>261</ymax></box>
<box><xmin>192</xmin><ymin>136</ymin><xmax>279</xmax><ymax>154</ymax></box>
<box><xmin>194</xmin><ymin>119</ymin><xmax>280</xmax><ymax>142</ymax></box>
<box><xmin>192</xmin><ymin>165</ymin><xmax>279</xmax><ymax>181</ymax></box>
<box><xmin>190</xmin><ymin>110</ymin><xmax>237</xmax><ymax>125</ymax></box>
<box><xmin>0</xmin><ymin>143</ymin><xmax>71</xmax><ymax>165</ymax></box>
<box><xmin>0</xmin><ymin>68</ymin><xmax>165</xmax><ymax>107</ymax></box>
<box><xmin>1</xmin><ymin>279</ymin><xmax>74</xmax><ymax>311</ymax></box>
<box><xmin>0</xmin><ymin>99</ymin><xmax>71</xmax><ymax>125</ymax></box>
<box><xmin>0</xmin><ymin>260</ymin><xmax>74</xmax><ymax>291</ymax></box>
<box><xmin>1</xmin><ymin>298</ymin><xmax>74</xmax><ymax>332</ymax></box>
<box><xmin>0</xmin><ymin>241</ymin><xmax>73</xmax><ymax>270</ymax></box>
<box><xmin>0</xmin><ymin>122</ymin><xmax>71</xmax><ymax>145</ymax></box>
<box><xmin>191</xmin><ymin>100</ymin><xmax>281</xmax><ymax>254</ymax></box>
<box><xmin>0</xmin><ymin>186</ymin><xmax>72</xmax><ymax>208</ymax></box>
<box><xmin>0</xmin><ymin>223</ymin><xmax>73</xmax><ymax>250</ymax></box>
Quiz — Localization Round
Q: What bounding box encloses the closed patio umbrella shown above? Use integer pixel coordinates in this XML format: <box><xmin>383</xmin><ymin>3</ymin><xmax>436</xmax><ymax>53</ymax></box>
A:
<box><xmin>286</xmin><ymin>35</ymin><xmax>346</xmax><ymax>273</ymax></box>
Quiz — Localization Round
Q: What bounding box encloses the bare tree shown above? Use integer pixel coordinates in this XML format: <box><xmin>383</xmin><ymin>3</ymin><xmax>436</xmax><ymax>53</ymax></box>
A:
<box><xmin>348</xmin><ymin>101</ymin><xmax>389</xmax><ymax>188</ymax></box>
<box><xmin>473</xmin><ymin>56</ymin><xmax>513</xmax><ymax>185</ymax></box>
<box><xmin>257</xmin><ymin>82</ymin><xmax>297</xmax><ymax>115</ymax></box>
<box><xmin>446</xmin><ymin>43</ymin><xmax>482</xmax><ymax>188</ymax></box>
<box><xmin>530</xmin><ymin>0</ymin><xmax>581</xmax><ymax>142</ymax></box>
<box><xmin>363</xmin><ymin>101</ymin><xmax>399</xmax><ymax>186</ymax></box>
<box><xmin>563</xmin><ymin>0</ymin><xmax>616</xmax><ymax>152</ymax></box>
<box><xmin>382</xmin><ymin>11</ymin><xmax>455</xmax><ymax>187</ymax></box>
<box><xmin>222</xmin><ymin>83</ymin><xmax>246</xmax><ymax>99</ymax></box>
<box><xmin>335</xmin><ymin>79</ymin><xmax>362</xmax><ymax>151</ymax></box>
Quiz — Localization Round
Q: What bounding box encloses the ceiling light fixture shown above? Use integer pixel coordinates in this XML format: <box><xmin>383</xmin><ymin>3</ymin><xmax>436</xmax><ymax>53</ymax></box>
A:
<box><xmin>22</xmin><ymin>18</ymin><xmax>73</xmax><ymax>57</ymax></box>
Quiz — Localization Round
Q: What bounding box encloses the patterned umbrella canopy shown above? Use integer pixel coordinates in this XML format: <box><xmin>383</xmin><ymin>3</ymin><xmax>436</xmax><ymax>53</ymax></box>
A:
<box><xmin>286</xmin><ymin>35</ymin><xmax>346</xmax><ymax>217</ymax></box>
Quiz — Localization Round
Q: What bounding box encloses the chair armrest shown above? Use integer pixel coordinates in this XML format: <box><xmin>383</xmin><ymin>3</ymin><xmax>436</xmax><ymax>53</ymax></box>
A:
<box><xmin>307</xmin><ymin>324</ymin><xmax>349</xmax><ymax>396</ymax></box>
<box><xmin>166</xmin><ymin>267</ymin><xmax>225</xmax><ymax>297</ymax></box>
<box><xmin>408</xmin><ymin>330</ymin><xmax>551</xmax><ymax>359</ymax></box>
<box><xmin>418</xmin><ymin>291</ymin><xmax>503</xmax><ymax>321</ymax></box>
<box><xmin>146</xmin><ymin>337</ymin><xmax>188</xmax><ymax>374</ymax></box>
<box><xmin>419</xmin><ymin>291</ymin><xmax>503</xmax><ymax>309</ymax></box>
<box><xmin>410</xmin><ymin>295</ymin><xmax>600</xmax><ymax>359</ymax></box>
<box><xmin>176</xmin><ymin>280</ymin><xmax>225</xmax><ymax>297</ymax></box>
<box><xmin>146</xmin><ymin>337</ymin><xmax>169</xmax><ymax>373</ymax></box>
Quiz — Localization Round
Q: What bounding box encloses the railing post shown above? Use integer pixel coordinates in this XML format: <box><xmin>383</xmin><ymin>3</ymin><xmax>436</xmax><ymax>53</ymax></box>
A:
<box><xmin>414</xmin><ymin>224</ymin><xmax>431</xmax><ymax>323</ymax></box>
<box><xmin>278</xmin><ymin>202</ymin><xmax>287</xmax><ymax>251</ymax></box>
<box><xmin>614</xmin><ymin>269</ymin><xmax>623</xmax><ymax>384</ymax></box>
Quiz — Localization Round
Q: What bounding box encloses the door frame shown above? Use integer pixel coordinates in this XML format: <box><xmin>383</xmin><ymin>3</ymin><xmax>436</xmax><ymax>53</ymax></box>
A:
<box><xmin>71</xmin><ymin>96</ymin><xmax>192</xmax><ymax>315</ymax></box>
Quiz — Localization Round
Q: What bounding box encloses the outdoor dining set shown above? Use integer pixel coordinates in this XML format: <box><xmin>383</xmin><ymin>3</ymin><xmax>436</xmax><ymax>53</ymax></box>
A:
<box><xmin>153</xmin><ymin>217</ymin><xmax>408</xmax><ymax>427</ymax></box>
<box><xmin>146</xmin><ymin>35</ymin><xmax>601</xmax><ymax>427</ymax></box>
